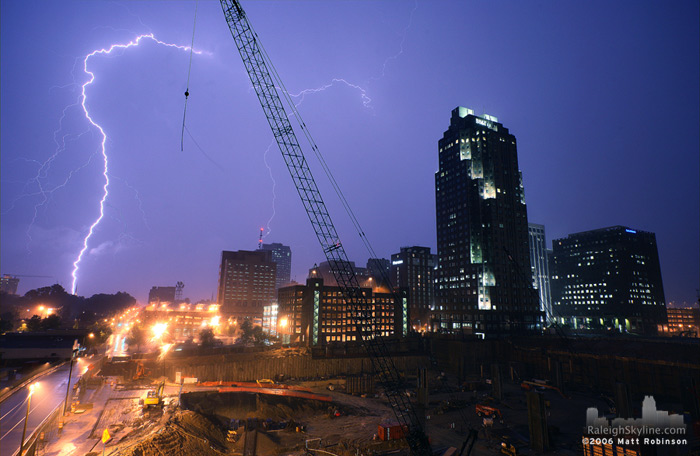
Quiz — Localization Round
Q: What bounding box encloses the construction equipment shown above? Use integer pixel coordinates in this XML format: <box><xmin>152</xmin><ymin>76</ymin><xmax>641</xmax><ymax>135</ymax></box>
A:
<box><xmin>476</xmin><ymin>404</ymin><xmax>503</xmax><ymax>421</ymax></box>
<box><xmin>142</xmin><ymin>381</ymin><xmax>165</xmax><ymax>409</ymax></box>
<box><xmin>219</xmin><ymin>2</ymin><xmax>431</xmax><ymax>453</ymax></box>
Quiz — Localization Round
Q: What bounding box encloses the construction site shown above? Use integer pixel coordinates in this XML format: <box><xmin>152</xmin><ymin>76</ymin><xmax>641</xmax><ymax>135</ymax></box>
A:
<box><xmin>31</xmin><ymin>333</ymin><xmax>698</xmax><ymax>456</ymax></box>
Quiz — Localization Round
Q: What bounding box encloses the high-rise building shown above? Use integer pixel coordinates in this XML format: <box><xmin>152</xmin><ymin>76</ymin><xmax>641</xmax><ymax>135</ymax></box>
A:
<box><xmin>391</xmin><ymin>246</ymin><xmax>435</xmax><ymax>330</ymax></box>
<box><xmin>277</xmin><ymin>277</ymin><xmax>407</xmax><ymax>346</ymax></box>
<box><xmin>550</xmin><ymin>226</ymin><xmax>666</xmax><ymax>335</ymax></box>
<box><xmin>434</xmin><ymin>107</ymin><xmax>541</xmax><ymax>336</ymax></box>
<box><xmin>0</xmin><ymin>275</ymin><xmax>20</xmax><ymax>295</ymax></box>
<box><xmin>528</xmin><ymin>223</ymin><xmax>553</xmax><ymax>323</ymax></box>
<box><xmin>148</xmin><ymin>286</ymin><xmax>176</xmax><ymax>304</ymax></box>
<box><xmin>261</xmin><ymin>242</ymin><xmax>292</xmax><ymax>289</ymax></box>
<box><xmin>217</xmin><ymin>250</ymin><xmax>277</xmax><ymax>319</ymax></box>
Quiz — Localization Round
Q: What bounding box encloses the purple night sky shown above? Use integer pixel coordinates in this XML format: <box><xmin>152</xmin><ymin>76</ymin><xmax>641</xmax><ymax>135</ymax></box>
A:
<box><xmin>1</xmin><ymin>1</ymin><xmax>698</xmax><ymax>306</ymax></box>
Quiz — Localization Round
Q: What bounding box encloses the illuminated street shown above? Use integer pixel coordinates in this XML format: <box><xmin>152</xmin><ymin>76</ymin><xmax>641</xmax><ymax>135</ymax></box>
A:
<box><xmin>0</xmin><ymin>358</ymin><xmax>96</xmax><ymax>456</ymax></box>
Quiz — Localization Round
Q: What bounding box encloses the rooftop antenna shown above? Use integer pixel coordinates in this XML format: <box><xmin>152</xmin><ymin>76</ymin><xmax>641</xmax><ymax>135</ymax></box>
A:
<box><xmin>258</xmin><ymin>227</ymin><xmax>264</xmax><ymax>250</ymax></box>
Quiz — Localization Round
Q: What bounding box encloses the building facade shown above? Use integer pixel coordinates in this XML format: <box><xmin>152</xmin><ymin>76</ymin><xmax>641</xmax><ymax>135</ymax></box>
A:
<box><xmin>277</xmin><ymin>277</ymin><xmax>408</xmax><ymax>346</ymax></box>
<box><xmin>528</xmin><ymin>223</ymin><xmax>553</xmax><ymax>323</ymax></box>
<box><xmin>141</xmin><ymin>301</ymin><xmax>220</xmax><ymax>341</ymax></box>
<box><xmin>0</xmin><ymin>275</ymin><xmax>20</xmax><ymax>295</ymax></box>
<box><xmin>308</xmin><ymin>260</ymin><xmax>371</xmax><ymax>287</ymax></box>
<box><xmin>366</xmin><ymin>258</ymin><xmax>391</xmax><ymax>287</ymax></box>
<box><xmin>390</xmin><ymin>246</ymin><xmax>435</xmax><ymax>331</ymax></box>
<box><xmin>261</xmin><ymin>242</ymin><xmax>292</xmax><ymax>289</ymax></box>
<box><xmin>217</xmin><ymin>250</ymin><xmax>277</xmax><ymax>319</ymax></box>
<box><xmin>148</xmin><ymin>286</ymin><xmax>176</xmax><ymax>304</ymax></box>
<box><xmin>659</xmin><ymin>307</ymin><xmax>699</xmax><ymax>337</ymax></box>
<box><xmin>434</xmin><ymin>107</ymin><xmax>541</xmax><ymax>336</ymax></box>
<box><xmin>550</xmin><ymin>226</ymin><xmax>666</xmax><ymax>335</ymax></box>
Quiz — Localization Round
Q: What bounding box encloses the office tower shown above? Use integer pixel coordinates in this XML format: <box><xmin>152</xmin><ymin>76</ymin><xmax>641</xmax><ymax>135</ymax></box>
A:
<box><xmin>261</xmin><ymin>242</ymin><xmax>292</xmax><ymax>288</ymax></box>
<box><xmin>550</xmin><ymin>226</ymin><xmax>666</xmax><ymax>335</ymax></box>
<box><xmin>434</xmin><ymin>107</ymin><xmax>541</xmax><ymax>336</ymax></box>
<box><xmin>0</xmin><ymin>275</ymin><xmax>20</xmax><ymax>295</ymax></box>
<box><xmin>217</xmin><ymin>250</ymin><xmax>277</xmax><ymax>319</ymax></box>
<box><xmin>391</xmin><ymin>246</ymin><xmax>435</xmax><ymax>330</ymax></box>
<box><xmin>528</xmin><ymin>223</ymin><xmax>553</xmax><ymax>322</ymax></box>
<box><xmin>277</xmin><ymin>277</ymin><xmax>407</xmax><ymax>346</ymax></box>
<box><xmin>148</xmin><ymin>286</ymin><xmax>176</xmax><ymax>304</ymax></box>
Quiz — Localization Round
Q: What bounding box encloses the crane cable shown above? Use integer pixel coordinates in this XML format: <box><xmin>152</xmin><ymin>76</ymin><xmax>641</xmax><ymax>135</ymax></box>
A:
<box><xmin>181</xmin><ymin>0</ymin><xmax>199</xmax><ymax>152</ymax></box>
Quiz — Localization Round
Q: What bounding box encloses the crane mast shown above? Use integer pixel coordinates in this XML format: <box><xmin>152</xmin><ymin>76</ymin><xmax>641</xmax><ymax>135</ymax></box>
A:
<box><xmin>219</xmin><ymin>1</ymin><xmax>431</xmax><ymax>453</ymax></box>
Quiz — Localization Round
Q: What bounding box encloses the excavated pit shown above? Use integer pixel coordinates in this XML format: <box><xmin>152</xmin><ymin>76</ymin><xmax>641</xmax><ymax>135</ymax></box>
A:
<box><xmin>180</xmin><ymin>391</ymin><xmax>349</xmax><ymax>422</ymax></box>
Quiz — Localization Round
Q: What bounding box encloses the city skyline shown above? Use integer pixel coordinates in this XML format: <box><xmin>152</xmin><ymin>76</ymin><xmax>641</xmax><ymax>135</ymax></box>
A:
<box><xmin>1</xmin><ymin>1</ymin><xmax>698</xmax><ymax>305</ymax></box>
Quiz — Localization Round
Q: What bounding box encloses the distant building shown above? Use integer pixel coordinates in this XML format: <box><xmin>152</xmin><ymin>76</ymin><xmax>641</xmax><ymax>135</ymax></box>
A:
<box><xmin>277</xmin><ymin>277</ymin><xmax>407</xmax><ymax>346</ymax></box>
<box><xmin>308</xmin><ymin>260</ymin><xmax>370</xmax><ymax>286</ymax></box>
<box><xmin>550</xmin><ymin>226</ymin><xmax>666</xmax><ymax>335</ymax></box>
<box><xmin>262</xmin><ymin>304</ymin><xmax>279</xmax><ymax>336</ymax></box>
<box><xmin>434</xmin><ymin>107</ymin><xmax>541</xmax><ymax>336</ymax></box>
<box><xmin>391</xmin><ymin>246</ymin><xmax>435</xmax><ymax>330</ymax></box>
<box><xmin>528</xmin><ymin>224</ymin><xmax>553</xmax><ymax>323</ymax></box>
<box><xmin>366</xmin><ymin>258</ymin><xmax>391</xmax><ymax>287</ymax></box>
<box><xmin>0</xmin><ymin>275</ymin><xmax>20</xmax><ymax>295</ymax></box>
<box><xmin>218</xmin><ymin>250</ymin><xmax>276</xmax><ymax>319</ymax></box>
<box><xmin>148</xmin><ymin>286</ymin><xmax>176</xmax><ymax>304</ymax></box>
<box><xmin>660</xmin><ymin>307</ymin><xmax>700</xmax><ymax>337</ymax></box>
<box><xmin>142</xmin><ymin>301</ymin><xmax>220</xmax><ymax>341</ymax></box>
<box><xmin>261</xmin><ymin>242</ymin><xmax>292</xmax><ymax>289</ymax></box>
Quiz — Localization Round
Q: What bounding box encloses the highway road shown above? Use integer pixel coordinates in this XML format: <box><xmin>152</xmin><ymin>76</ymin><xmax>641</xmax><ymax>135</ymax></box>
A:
<box><xmin>0</xmin><ymin>359</ymin><xmax>93</xmax><ymax>456</ymax></box>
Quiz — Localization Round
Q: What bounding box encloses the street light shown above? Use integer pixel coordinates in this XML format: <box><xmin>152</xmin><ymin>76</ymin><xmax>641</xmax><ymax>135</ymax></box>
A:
<box><xmin>19</xmin><ymin>383</ymin><xmax>38</xmax><ymax>456</ymax></box>
<box><xmin>63</xmin><ymin>343</ymin><xmax>79</xmax><ymax>416</ymax></box>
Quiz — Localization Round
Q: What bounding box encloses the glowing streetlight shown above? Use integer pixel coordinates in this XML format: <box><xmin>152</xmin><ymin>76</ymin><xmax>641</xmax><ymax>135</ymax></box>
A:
<box><xmin>279</xmin><ymin>317</ymin><xmax>288</xmax><ymax>329</ymax></box>
<box><xmin>20</xmin><ymin>383</ymin><xmax>39</xmax><ymax>456</ymax></box>
<box><xmin>152</xmin><ymin>322</ymin><xmax>168</xmax><ymax>341</ymax></box>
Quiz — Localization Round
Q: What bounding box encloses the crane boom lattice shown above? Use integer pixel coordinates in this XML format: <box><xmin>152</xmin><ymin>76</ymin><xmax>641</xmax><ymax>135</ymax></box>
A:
<box><xmin>219</xmin><ymin>1</ymin><xmax>431</xmax><ymax>453</ymax></box>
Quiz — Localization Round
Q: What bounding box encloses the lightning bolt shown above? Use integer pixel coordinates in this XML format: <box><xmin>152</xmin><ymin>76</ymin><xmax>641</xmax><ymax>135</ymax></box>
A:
<box><xmin>70</xmin><ymin>33</ymin><xmax>203</xmax><ymax>295</ymax></box>
<box><xmin>372</xmin><ymin>0</ymin><xmax>418</xmax><ymax>81</ymax></box>
<box><xmin>262</xmin><ymin>139</ymin><xmax>276</xmax><ymax>239</ymax></box>
<box><xmin>288</xmin><ymin>78</ymin><xmax>372</xmax><ymax>109</ymax></box>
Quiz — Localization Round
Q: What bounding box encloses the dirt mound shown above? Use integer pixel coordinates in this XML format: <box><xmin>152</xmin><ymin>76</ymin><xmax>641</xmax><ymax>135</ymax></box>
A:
<box><xmin>119</xmin><ymin>410</ymin><xmax>227</xmax><ymax>456</ymax></box>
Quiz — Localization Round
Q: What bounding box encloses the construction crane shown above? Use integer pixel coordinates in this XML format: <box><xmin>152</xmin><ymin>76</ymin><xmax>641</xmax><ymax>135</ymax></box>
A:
<box><xmin>219</xmin><ymin>1</ymin><xmax>431</xmax><ymax>454</ymax></box>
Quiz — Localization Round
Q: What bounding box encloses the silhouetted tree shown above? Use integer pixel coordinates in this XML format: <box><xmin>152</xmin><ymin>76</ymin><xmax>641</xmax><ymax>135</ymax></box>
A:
<box><xmin>199</xmin><ymin>327</ymin><xmax>216</xmax><ymax>348</ymax></box>
<box><xmin>239</xmin><ymin>319</ymin><xmax>253</xmax><ymax>343</ymax></box>
<box><xmin>42</xmin><ymin>314</ymin><xmax>62</xmax><ymax>330</ymax></box>
<box><xmin>26</xmin><ymin>315</ymin><xmax>43</xmax><ymax>332</ymax></box>
<box><xmin>126</xmin><ymin>325</ymin><xmax>146</xmax><ymax>353</ymax></box>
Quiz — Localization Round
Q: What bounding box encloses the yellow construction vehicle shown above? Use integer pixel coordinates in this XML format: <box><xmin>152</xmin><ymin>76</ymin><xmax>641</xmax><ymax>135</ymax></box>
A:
<box><xmin>142</xmin><ymin>381</ymin><xmax>165</xmax><ymax>409</ymax></box>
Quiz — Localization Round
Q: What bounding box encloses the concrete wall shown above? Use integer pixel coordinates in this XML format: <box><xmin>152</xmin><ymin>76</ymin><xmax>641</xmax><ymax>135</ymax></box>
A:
<box><xmin>161</xmin><ymin>352</ymin><xmax>427</xmax><ymax>383</ymax></box>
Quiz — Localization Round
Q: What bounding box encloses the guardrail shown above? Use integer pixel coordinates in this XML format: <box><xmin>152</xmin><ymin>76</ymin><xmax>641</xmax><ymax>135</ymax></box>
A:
<box><xmin>11</xmin><ymin>399</ymin><xmax>65</xmax><ymax>456</ymax></box>
<box><xmin>0</xmin><ymin>361</ymin><xmax>68</xmax><ymax>404</ymax></box>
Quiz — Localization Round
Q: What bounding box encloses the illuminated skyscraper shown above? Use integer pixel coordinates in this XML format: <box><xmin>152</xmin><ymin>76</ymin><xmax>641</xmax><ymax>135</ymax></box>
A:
<box><xmin>261</xmin><ymin>242</ymin><xmax>292</xmax><ymax>289</ymax></box>
<box><xmin>434</xmin><ymin>107</ymin><xmax>541</xmax><ymax>336</ymax></box>
<box><xmin>217</xmin><ymin>250</ymin><xmax>276</xmax><ymax>319</ymax></box>
<box><xmin>550</xmin><ymin>226</ymin><xmax>666</xmax><ymax>334</ymax></box>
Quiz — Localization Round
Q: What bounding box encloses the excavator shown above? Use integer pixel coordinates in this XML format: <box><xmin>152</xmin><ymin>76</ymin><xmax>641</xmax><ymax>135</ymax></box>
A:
<box><xmin>142</xmin><ymin>381</ymin><xmax>165</xmax><ymax>410</ymax></box>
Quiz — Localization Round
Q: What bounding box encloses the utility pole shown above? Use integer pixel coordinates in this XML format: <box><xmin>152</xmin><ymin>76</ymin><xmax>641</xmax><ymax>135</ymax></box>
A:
<box><xmin>63</xmin><ymin>344</ymin><xmax>78</xmax><ymax>416</ymax></box>
<box><xmin>19</xmin><ymin>383</ymin><xmax>36</xmax><ymax>456</ymax></box>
